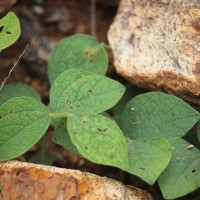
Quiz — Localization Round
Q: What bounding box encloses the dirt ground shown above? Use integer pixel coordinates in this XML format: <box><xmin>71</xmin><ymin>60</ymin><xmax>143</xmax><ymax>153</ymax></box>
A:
<box><xmin>0</xmin><ymin>1</ymin><xmax>200</xmax><ymax>199</ymax></box>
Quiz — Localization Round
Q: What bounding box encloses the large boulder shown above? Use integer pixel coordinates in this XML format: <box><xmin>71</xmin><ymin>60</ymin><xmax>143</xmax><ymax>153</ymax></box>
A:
<box><xmin>108</xmin><ymin>0</ymin><xmax>200</xmax><ymax>104</ymax></box>
<box><xmin>0</xmin><ymin>161</ymin><xmax>152</xmax><ymax>200</ymax></box>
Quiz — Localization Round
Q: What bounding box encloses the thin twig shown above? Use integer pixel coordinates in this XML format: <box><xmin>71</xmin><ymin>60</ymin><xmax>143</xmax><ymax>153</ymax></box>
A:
<box><xmin>0</xmin><ymin>44</ymin><xmax>29</xmax><ymax>91</ymax></box>
<box><xmin>90</xmin><ymin>0</ymin><xmax>97</xmax><ymax>38</ymax></box>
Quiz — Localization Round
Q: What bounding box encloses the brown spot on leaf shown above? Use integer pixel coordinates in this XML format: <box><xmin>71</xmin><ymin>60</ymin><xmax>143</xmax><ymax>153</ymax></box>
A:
<box><xmin>84</xmin><ymin>49</ymin><xmax>94</xmax><ymax>57</ymax></box>
<box><xmin>192</xmin><ymin>169</ymin><xmax>196</xmax><ymax>173</ymax></box>
<box><xmin>87</xmin><ymin>89</ymin><xmax>92</xmax><ymax>93</ymax></box>
<box><xmin>69</xmin><ymin>106</ymin><xmax>73</xmax><ymax>110</ymax></box>
<box><xmin>8</xmin><ymin>110</ymin><xmax>14</xmax><ymax>114</ymax></box>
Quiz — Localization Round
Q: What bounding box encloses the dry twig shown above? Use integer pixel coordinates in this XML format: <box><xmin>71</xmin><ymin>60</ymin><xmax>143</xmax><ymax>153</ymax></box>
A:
<box><xmin>90</xmin><ymin>0</ymin><xmax>97</xmax><ymax>38</ymax></box>
<box><xmin>0</xmin><ymin>44</ymin><xmax>29</xmax><ymax>91</ymax></box>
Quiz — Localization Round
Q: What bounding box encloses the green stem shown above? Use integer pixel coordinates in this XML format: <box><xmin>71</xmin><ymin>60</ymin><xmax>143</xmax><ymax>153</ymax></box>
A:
<box><xmin>49</xmin><ymin>112</ymin><xmax>71</xmax><ymax>119</ymax></box>
<box><xmin>40</xmin><ymin>135</ymin><xmax>46</xmax><ymax>164</ymax></box>
<box><xmin>17</xmin><ymin>155</ymin><xmax>26</xmax><ymax>162</ymax></box>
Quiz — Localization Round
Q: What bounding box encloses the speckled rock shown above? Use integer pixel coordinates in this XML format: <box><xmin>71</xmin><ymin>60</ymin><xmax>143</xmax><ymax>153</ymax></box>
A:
<box><xmin>108</xmin><ymin>0</ymin><xmax>200</xmax><ymax>104</ymax></box>
<box><xmin>0</xmin><ymin>161</ymin><xmax>152</xmax><ymax>200</ymax></box>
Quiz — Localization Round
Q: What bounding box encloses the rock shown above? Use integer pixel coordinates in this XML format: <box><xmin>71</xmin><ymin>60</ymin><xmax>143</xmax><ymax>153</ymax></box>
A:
<box><xmin>0</xmin><ymin>161</ymin><xmax>153</xmax><ymax>200</ymax></box>
<box><xmin>108</xmin><ymin>0</ymin><xmax>200</xmax><ymax>104</ymax></box>
<box><xmin>0</xmin><ymin>0</ymin><xmax>16</xmax><ymax>13</ymax></box>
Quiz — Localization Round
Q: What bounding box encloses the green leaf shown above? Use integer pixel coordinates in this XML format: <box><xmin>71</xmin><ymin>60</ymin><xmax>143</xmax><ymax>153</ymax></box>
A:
<box><xmin>0</xmin><ymin>83</ymin><xmax>41</xmax><ymax>105</ymax></box>
<box><xmin>0</xmin><ymin>97</ymin><xmax>51</xmax><ymax>162</ymax></box>
<box><xmin>112</xmin><ymin>83</ymin><xmax>145</xmax><ymax>116</ymax></box>
<box><xmin>52</xmin><ymin>118</ymin><xmax>79</xmax><ymax>155</ymax></box>
<box><xmin>122</xmin><ymin>92</ymin><xmax>200</xmax><ymax>198</ymax></box>
<box><xmin>67</xmin><ymin>114</ymin><xmax>128</xmax><ymax>170</ymax></box>
<box><xmin>48</xmin><ymin>34</ymin><xmax>108</xmax><ymax>84</ymax></box>
<box><xmin>158</xmin><ymin>138</ymin><xmax>200</xmax><ymax>199</ymax></box>
<box><xmin>50</xmin><ymin>69</ymin><xmax>125</xmax><ymax>115</ymax></box>
<box><xmin>126</xmin><ymin>136</ymin><xmax>171</xmax><ymax>185</ymax></box>
<box><xmin>0</xmin><ymin>12</ymin><xmax>21</xmax><ymax>51</ymax></box>
<box><xmin>122</xmin><ymin>92</ymin><xmax>200</xmax><ymax>139</ymax></box>
<box><xmin>47</xmin><ymin>104</ymin><xmax>60</xmax><ymax>127</ymax></box>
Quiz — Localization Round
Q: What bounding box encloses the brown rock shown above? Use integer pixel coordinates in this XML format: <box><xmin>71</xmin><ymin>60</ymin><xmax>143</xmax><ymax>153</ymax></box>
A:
<box><xmin>0</xmin><ymin>0</ymin><xmax>16</xmax><ymax>13</ymax></box>
<box><xmin>0</xmin><ymin>161</ymin><xmax>153</xmax><ymax>200</ymax></box>
<box><xmin>108</xmin><ymin>0</ymin><xmax>200</xmax><ymax>104</ymax></box>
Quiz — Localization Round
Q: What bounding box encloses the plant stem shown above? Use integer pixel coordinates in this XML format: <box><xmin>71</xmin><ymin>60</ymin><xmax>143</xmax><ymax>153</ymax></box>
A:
<box><xmin>17</xmin><ymin>155</ymin><xmax>26</xmax><ymax>162</ymax></box>
<box><xmin>49</xmin><ymin>112</ymin><xmax>71</xmax><ymax>118</ymax></box>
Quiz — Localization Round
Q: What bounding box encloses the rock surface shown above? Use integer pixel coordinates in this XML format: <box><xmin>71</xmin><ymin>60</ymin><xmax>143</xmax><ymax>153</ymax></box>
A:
<box><xmin>0</xmin><ymin>161</ymin><xmax>152</xmax><ymax>200</ymax></box>
<box><xmin>108</xmin><ymin>0</ymin><xmax>200</xmax><ymax>104</ymax></box>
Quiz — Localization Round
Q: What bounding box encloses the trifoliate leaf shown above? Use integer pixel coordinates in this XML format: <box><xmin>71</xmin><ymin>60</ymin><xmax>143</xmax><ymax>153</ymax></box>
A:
<box><xmin>122</xmin><ymin>92</ymin><xmax>200</xmax><ymax>198</ymax></box>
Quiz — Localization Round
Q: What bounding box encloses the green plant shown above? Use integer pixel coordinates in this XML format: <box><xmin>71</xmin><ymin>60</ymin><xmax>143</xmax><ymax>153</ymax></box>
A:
<box><xmin>0</xmin><ymin>34</ymin><xmax>200</xmax><ymax>199</ymax></box>
<box><xmin>0</xmin><ymin>11</ymin><xmax>21</xmax><ymax>51</ymax></box>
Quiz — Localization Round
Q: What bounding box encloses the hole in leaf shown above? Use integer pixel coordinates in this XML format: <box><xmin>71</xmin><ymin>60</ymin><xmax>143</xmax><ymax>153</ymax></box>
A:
<box><xmin>83</xmin><ymin>120</ymin><xmax>86</xmax><ymax>123</ymax></box>
<box><xmin>0</xmin><ymin>26</ymin><xmax>4</xmax><ymax>33</ymax></box>
<box><xmin>6</xmin><ymin>31</ymin><xmax>11</xmax><ymax>34</ymax></box>
<box><xmin>84</xmin><ymin>146</ymin><xmax>88</xmax><ymax>150</ymax></box>
<box><xmin>97</xmin><ymin>128</ymin><xmax>107</xmax><ymax>132</ymax></box>
<box><xmin>192</xmin><ymin>169</ymin><xmax>196</xmax><ymax>173</ymax></box>
<box><xmin>0</xmin><ymin>116</ymin><xmax>2</xmax><ymax>120</ymax></box>
<box><xmin>140</xmin><ymin>167</ymin><xmax>145</xmax><ymax>171</ymax></box>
